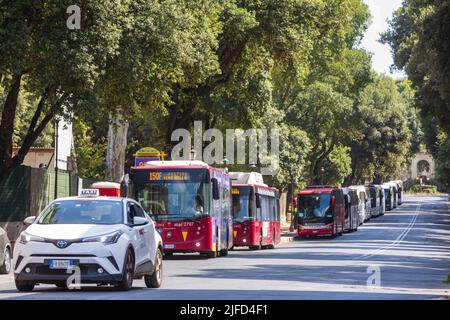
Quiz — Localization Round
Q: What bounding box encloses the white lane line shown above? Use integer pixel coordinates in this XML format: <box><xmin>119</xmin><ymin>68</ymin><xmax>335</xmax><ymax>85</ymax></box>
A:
<box><xmin>355</xmin><ymin>199</ymin><xmax>422</xmax><ymax>259</ymax></box>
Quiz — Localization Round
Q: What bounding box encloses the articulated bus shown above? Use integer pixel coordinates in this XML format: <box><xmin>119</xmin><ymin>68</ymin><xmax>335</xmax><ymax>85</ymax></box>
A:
<box><xmin>122</xmin><ymin>160</ymin><xmax>233</xmax><ymax>258</ymax></box>
<box><xmin>230</xmin><ymin>172</ymin><xmax>280</xmax><ymax>250</ymax></box>
<box><xmin>297</xmin><ymin>186</ymin><xmax>346</xmax><ymax>238</ymax></box>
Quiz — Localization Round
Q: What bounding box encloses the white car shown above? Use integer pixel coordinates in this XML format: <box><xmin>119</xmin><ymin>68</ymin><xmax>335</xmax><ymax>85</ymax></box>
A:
<box><xmin>12</xmin><ymin>190</ymin><xmax>163</xmax><ymax>292</ymax></box>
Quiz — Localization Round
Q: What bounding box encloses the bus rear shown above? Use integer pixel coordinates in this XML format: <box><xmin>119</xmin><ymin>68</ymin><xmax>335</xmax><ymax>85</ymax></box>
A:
<box><xmin>231</xmin><ymin>184</ymin><xmax>280</xmax><ymax>250</ymax></box>
<box><xmin>297</xmin><ymin>186</ymin><xmax>345</xmax><ymax>238</ymax></box>
<box><xmin>128</xmin><ymin>161</ymin><xmax>233</xmax><ymax>258</ymax></box>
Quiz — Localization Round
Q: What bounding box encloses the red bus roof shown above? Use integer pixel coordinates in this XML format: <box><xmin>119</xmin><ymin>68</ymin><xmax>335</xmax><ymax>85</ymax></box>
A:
<box><xmin>299</xmin><ymin>187</ymin><xmax>335</xmax><ymax>195</ymax></box>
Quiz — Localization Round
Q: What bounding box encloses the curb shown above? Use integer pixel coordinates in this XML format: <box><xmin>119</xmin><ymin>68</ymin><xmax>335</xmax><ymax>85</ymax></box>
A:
<box><xmin>280</xmin><ymin>233</ymin><xmax>296</xmax><ymax>244</ymax></box>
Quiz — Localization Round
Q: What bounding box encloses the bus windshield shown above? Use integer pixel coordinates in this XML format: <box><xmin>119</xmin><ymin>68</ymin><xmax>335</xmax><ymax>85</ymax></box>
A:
<box><xmin>297</xmin><ymin>194</ymin><xmax>332</xmax><ymax>222</ymax></box>
<box><xmin>133</xmin><ymin>169</ymin><xmax>209</xmax><ymax>221</ymax></box>
<box><xmin>232</xmin><ymin>186</ymin><xmax>253</xmax><ymax>222</ymax></box>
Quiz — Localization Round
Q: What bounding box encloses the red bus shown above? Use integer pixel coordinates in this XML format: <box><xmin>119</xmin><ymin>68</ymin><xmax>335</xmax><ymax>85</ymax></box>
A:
<box><xmin>297</xmin><ymin>186</ymin><xmax>345</xmax><ymax>238</ymax></box>
<box><xmin>90</xmin><ymin>181</ymin><xmax>121</xmax><ymax>197</ymax></box>
<box><xmin>230</xmin><ymin>172</ymin><xmax>280</xmax><ymax>250</ymax></box>
<box><xmin>123</xmin><ymin>160</ymin><xmax>233</xmax><ymax>258</ymax></box>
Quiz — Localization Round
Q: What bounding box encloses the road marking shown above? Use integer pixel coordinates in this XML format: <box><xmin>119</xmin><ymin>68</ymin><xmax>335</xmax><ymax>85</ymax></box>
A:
<box><xmin>355</xmin><ymin>199</ymin><xmax>422</xmax><ymax>259</ymax></box>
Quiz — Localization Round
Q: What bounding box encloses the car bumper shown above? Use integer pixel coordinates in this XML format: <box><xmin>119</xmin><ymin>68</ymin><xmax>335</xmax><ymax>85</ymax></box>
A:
<box><xmin>13</xmin><ymin>241</ymin><xmax>126</xmax><ymax>282</ymax></box>
<box><xmin>14</xmin><ymin>262</ymin><xmax>123</xmax><ymax>284</ymax></box>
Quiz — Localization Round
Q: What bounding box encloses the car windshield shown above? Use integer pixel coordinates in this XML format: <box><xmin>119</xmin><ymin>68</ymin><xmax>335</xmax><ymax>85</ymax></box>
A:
<box><xmin>232</xmin><ymin>186</ymin><xmax>253</xmax><ymax>222</ymax></box>
<box><xmin>37</xmin><ymin>200</ymin><xmax>123</xmax><ymax>225</ymax></box>
<box><xmin>135</xmin><ymin>169</ymin><xmax>209</xmax><ymax>221</ymax></box>
<box><xmin>298</xmin><ymin>194</ymin><xmax>332</xmax><ymax>221</ymax></box>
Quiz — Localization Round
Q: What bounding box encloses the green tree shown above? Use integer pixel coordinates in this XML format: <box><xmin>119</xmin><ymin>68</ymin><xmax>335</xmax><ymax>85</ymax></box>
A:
<box><xmin>382</xmin><ymin>0</ymin><xmax>450</xmax><ymax>134</ymax></box>
<box><xmin>73</xmin><ymin>118</ymin><xmax>107</xmax><ymax>179</ymax></box>
<box><xmin>344</xmin><ymin>75</ymin><xmax>411</xmax><ymax>185</ymax></box>
<box><xmin>0</xmin><ymin>0</ymin><xmax>126</xmax><ymax>182</ymax></box>
<box><xmin>286</xmin><ymin>81</ymin><xmax>354</xmax><ymax>184</ymax></box>
<box><xmin>435</xmin><ymin>133</ymin><xmax>450</xmax><ymax>191</ymax></box>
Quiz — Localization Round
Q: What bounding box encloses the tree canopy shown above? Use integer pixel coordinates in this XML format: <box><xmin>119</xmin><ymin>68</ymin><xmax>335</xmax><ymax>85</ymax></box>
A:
<box><xmin>0</xmin><ymin>0</ymin><xmax>422</xmax><ymax>194</ymax></box>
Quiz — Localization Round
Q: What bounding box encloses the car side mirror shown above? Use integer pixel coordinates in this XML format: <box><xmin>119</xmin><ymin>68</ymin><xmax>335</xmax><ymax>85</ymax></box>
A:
<box><xmin>133</xmin><ymin>216</ymin><xmax>148</xmax><ymax>226</ymax></box>
<box><xmin>212</xmin><ymin>178</ymin><xmax>220</xmax><ymax>200</ymax></box>
<box><xmin>23</xmin><ymin>216</ymin><xmax>36</xmax><ymax>226</ymax></box>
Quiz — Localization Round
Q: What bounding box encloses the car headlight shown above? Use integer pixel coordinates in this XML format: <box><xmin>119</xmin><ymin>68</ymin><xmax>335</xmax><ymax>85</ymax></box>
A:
<box><xmin>81</xmin><ymin>230</ymin><xmax>124</xmax><ymax>245</ymax></box>
<box><xmin>19</xmin><ymin>232</ymin><xmax>45</xmax><ymax>244</ymax></box>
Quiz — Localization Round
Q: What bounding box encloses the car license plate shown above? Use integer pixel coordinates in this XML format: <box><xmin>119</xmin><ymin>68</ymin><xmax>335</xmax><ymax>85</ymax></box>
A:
<box><xmin>49</xmin><ymin>259</ymin><xmax>74</xmax><ymax>269</ymax></box>
<box><xmin>164</xmin><ymin>244</ymin><xmax>175</xmax><ymax>249</ymax></box>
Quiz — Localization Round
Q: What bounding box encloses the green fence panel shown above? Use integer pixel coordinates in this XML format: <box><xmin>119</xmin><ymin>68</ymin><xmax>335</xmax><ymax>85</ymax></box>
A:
<box><xmin>0</xmin><ymin>166</ymin><xmax>30</xmax><ymax>222</ymax></box>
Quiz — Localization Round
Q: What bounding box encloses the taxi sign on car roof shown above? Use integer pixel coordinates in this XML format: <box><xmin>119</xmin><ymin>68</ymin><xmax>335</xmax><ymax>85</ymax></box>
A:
<box><xmin>79</xmin><ymin>189</ymin><xmax>100</xmax><ymax>197</ymax></box>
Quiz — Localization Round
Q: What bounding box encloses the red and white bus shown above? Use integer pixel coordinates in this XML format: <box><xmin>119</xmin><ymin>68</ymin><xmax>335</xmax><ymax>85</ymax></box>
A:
<box><xmin>123</xmin><ymin>160</ymin><xmax>233</xmax><ymax>258</ymax></box>
<box><xmin>297</xmin><ymin>185</ymin><xmax>345</xmax><ymax>238</ymax></box>
<box><xmin>90</xmin><ymin>181</ymin><xmax>121</xmax><ymax>197</ymax></box>
<box><xmin>230</xmin><ymin>172</ymin><xmax>280</xmax><ymax>250</ymax></box>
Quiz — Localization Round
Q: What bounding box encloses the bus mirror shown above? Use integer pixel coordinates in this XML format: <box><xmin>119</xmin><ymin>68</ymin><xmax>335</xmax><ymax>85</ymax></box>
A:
<box><xmin>120</xmin><ymin>174</ymin><xmax>129</xmax><ymax>197</ymax></box>
<box><xmin>255</xmin><ymin>193</ymin><xmax>261</xmax><ymax>209</ymax></box>
<box><xmin>212</xmin><ymin>178</ymin><xmax>220</xmax><ymax>200</ymax></box>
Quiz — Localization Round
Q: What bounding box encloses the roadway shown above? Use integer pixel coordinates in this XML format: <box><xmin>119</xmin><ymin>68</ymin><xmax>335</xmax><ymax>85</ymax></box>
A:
<box><xmin>0</xmin><ymin>194</ymin><xmax>449</xmax><ymax>300</ymax></box>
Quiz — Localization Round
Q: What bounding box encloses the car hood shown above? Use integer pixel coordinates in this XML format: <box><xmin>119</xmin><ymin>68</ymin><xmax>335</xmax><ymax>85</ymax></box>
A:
<box><xmin>25</xmin><ymin>224</ymin><xmax>123</xmax><ymax>240</ymax></box>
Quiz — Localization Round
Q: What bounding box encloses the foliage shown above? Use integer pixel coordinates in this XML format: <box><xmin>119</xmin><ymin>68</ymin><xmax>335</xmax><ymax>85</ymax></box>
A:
<box><xmin>0</xmin><ymin>0</ymin><xmax>421</xmax><ymax>193</ymax></box>
<box><xmin>382</xmin><ymin>0</ymin><xmax>450</xmax><ymax>134</ymax></box>
<box><xmin>320</xmin><ymin>145</ymin><xmax>352</xmax><ymax>187</ymax></box>
<box><xmin>435</xmin><ymin>133</ymin><xmax>450</xmax><ymax>192</ymax></box>
<box><xmin>72</xmin><ymin>118</ymin><xmax>107</xmax><ymax>179</ymax></box>
<box><xmin>0</xmin><ymin>0</ymin><xmax>127</xmax><ymax>181</ymax></box>
<box><xmin>345</xmin><ymin>75</ymin><xmax>412</xmax><ymax>184</ymax></box>
<box><xmin>382</xmin><ymin>0</ymin><xmax>450</xmax><ymax>191</ymax></box>
<box><xmin>272</xmin><ymin>124</ymin><xmax>311</xmax><ymax>189</ymax></box>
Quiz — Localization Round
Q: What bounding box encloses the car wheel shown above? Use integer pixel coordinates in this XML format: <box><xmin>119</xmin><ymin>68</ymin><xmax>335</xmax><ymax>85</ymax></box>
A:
<box><xmin>0</xmin><ymin>248</ymin><xmax>11</xmax><ymax>274</ymax></box>
<box><xmin>144</xmin><ymin>248</ymin><xmax>163</xmax><ymax>288</ymax></box>
<box><xmin>116</xmin><ymin>249</ymin><xmax>134</xmax><ymax>291</ymax></box>
<box><xmin>15</xmin><ymin>280</ymin><xmax>35</xmax><ymax>292</ymax></box>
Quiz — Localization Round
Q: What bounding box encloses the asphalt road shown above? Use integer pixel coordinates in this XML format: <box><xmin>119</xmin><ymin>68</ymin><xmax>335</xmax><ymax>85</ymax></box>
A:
<box><xmin>0</xmin><ymin>194</ymin><xmax>449</xmax><ymax>300</ymax></box>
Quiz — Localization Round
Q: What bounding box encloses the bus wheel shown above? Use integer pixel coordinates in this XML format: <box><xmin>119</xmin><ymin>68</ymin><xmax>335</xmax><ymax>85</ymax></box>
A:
<box><xmin>219</xmin><ymin>248</ymin><xmax>228</xmax><ymax>257</ymax></box>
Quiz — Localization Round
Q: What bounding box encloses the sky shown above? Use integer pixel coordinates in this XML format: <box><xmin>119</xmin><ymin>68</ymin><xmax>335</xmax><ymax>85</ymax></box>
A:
<box><xmin>360</xmin><ymin>0</ymin><xmax>405</xmax><ymax>78</ymax></box>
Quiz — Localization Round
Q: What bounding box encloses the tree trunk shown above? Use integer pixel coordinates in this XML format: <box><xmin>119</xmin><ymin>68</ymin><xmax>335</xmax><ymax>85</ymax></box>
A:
<box><xmin>106</xmin><ymin>113</ymin><xmax>129</xmax><ymax>182</ymax></box>
<box><xmin>0</xmin><ymin>77</ymin><xmax>58</xmax><ymax>184</ymax></box>
<box><xmin>0</xmin><ymin>74</ymin><xmax>22</xmax><ymax>180</ymax></box>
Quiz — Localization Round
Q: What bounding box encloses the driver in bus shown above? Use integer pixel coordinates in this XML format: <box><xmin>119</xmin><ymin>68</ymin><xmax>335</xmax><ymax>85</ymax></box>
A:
<box><xmin>195</xmin><ymin>195</ymin><xmax>204</xmax><ymax>215</ymax></box>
